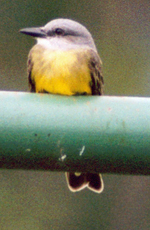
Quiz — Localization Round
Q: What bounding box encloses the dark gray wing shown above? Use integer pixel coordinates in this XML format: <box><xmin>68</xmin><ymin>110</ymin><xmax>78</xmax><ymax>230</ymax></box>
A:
<box><xmin>27</xmin><ymin>52</ymin><xmax>36</xmax><ymax>92</ymax></box>
<box><xmin>88</xmin><ymin>49</ymin><xmax>104</xmax><ymax>95</ymax></box>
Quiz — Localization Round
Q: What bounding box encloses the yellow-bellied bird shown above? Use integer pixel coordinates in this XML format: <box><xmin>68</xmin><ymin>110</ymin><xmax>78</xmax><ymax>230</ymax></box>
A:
<box><xmin>20</xmin><ymin>18</ymin><xmax>104</xmax><ymax>193</ymax></box>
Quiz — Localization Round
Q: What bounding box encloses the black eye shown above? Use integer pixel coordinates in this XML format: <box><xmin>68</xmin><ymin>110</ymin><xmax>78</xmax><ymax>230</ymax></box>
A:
<box><xmin>55</xmin><ymin>28</ymin><xmax>64</xmax><ymax>35</ymax></box>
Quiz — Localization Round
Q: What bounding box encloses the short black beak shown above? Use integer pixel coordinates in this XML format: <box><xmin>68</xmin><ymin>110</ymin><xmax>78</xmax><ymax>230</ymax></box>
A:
<box><xmin>20</xmin><ymin>27</ymin><xmax>46</xmax><ymax>38</ymax></box>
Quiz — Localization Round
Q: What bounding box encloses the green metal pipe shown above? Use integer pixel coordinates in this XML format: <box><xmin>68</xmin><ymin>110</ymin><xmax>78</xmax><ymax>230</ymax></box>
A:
<box><xmin>0</xmin><ymin>91</ymin><xmax>150</xmax><ymax>175</ymax></box>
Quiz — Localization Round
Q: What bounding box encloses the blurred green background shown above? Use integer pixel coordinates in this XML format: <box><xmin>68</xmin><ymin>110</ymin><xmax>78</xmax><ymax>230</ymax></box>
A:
<box><xmin>0</xmin><ymin>0</ymin><xmax>150</xmax><ymax>229</ymax></box>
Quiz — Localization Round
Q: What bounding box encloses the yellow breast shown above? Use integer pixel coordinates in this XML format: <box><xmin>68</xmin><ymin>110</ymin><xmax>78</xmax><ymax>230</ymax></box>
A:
<box><xmin>30</xmin><ymin>46</ymin><xmax>92</xmax><ymax>95</ymax></box>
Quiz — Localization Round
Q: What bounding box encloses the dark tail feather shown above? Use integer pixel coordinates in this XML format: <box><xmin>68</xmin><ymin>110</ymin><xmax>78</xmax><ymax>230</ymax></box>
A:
<box><xmin>66</xmin><ymin>172</ymin><xmax>104</xmax><ymax>193</ymax></box>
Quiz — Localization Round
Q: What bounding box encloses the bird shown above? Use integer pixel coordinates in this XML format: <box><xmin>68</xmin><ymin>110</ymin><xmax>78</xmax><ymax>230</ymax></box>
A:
<box><xmin>20</xmin><ymin>18</ymin><xmax>104</xmax><ymax>193</ymax></box>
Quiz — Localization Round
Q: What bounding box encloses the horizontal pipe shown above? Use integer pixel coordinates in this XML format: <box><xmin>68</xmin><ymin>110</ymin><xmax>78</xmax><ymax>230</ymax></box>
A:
<box><xmin>0</xmin><ymin>91</ymin><xmax>150</xmax><ymax>175</ymax></box>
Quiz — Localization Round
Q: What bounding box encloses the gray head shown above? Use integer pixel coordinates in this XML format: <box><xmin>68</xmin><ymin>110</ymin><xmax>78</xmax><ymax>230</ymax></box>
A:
<box><xmin>20</xmin><ymin>18</ymin><xmax>97</xmax><ymax>51</ymax></box>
